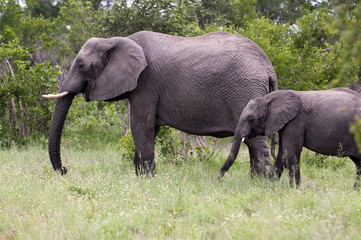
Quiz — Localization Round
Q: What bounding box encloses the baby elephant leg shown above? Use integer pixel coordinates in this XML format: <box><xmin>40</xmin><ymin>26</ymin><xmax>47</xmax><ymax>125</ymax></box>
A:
<box><xmin>288</xmin><ymin>156</ymin><xmax>301</xmax><ymax>187</ymax></box>
<box><xmin>274</xmin><ymin>145</ymin><xmax>285</xmax><ymax>179</ymax></box>
<box><xmin>349</xmin><ymin>156</ymin><xmax>361</xmax><ymax>189</ymax></box>
<box><xmin>282</xmin><ymin>140</ymin><xmax>303</xmax><ymax>187</ymax></box>
<box><xmin>274</xmin><ymin>148</ymin><xmax>300</xmax><ymax>186</ymax></box>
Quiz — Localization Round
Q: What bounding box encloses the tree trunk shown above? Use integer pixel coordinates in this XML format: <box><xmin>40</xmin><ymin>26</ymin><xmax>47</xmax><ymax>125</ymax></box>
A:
<box><xmin>8</xmin><ymin>98</ymin><xmax>17</xmax><ymax>137</ymax></box>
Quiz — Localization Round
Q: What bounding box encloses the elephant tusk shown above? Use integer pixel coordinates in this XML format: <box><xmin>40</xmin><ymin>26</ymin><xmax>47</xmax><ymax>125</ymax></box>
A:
<box><xmin>42</xmin><ymin>91</ymin><xmax>70</xmax><ymax>99</ymax></box>
<box><xmin>242</xmin><ymin>137</ymin><xmax>245</xmax><ymax>142</ymax></box>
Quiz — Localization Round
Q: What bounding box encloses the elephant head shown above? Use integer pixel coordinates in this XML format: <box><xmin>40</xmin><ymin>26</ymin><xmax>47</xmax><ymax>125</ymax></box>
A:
<box><xmin>43</xmin><ymin>37</ymin><xmax>147</xmax><ymax>174</ymax></box>
<box><xmin>235</xmin><ymin>90</ymin><xmax>301</xmax><ymax>140</ymax></box>
<box><xmin>219</xmin><ymin>90</ymin><xmax>300</xmax><ymax>177</ymax></box>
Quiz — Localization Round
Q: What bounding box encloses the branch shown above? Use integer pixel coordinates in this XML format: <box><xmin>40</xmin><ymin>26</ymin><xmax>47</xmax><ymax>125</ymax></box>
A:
<box><xmin>315</xmin><ymin>48</ymin><xmax>332</xmax><ymax>54</ymax></box>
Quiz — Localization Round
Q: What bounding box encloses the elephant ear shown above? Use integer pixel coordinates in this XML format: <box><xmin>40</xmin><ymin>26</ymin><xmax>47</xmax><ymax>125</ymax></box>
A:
<box><xmin>89</xmin><ymin>37</ymin><xmax>147</xmax><ymax>101</ymax></box>
<box><xmin>265</xmin><ymin>90</ymin><xmax>301</xmax><ymax>136</ymax></box>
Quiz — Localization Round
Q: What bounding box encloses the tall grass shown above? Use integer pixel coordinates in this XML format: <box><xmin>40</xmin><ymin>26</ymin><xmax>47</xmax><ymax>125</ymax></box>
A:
<box><xmin>0</xmin><ymin>141</ymin><xmax>360</xmax><ymax>239</ymax></box>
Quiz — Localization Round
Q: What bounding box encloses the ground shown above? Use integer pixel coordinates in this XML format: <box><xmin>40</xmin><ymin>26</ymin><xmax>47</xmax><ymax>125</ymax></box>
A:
<box><xmin>0</xmin><ymin>141</ymin><xmax>360</xmax><ymax>239</ymax></box>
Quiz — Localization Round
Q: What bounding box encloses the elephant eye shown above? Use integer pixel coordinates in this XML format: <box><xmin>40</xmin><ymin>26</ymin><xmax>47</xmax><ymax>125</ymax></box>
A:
<box><xmin>79</xmin><ymin>63</ymin><xmax>84</xmax><ymax>69</ymax></box>
<box><xmin>248</xmin><ymin>118</ymin><xmax>255</xmax><ymax>123</ymax></box>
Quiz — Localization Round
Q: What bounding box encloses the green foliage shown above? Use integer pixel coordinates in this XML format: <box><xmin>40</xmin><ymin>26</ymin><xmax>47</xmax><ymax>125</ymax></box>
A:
<box><xmin>119</xmin><ymin>130</ymin><xmax>135</xmax><ymax>161</ymax></box>
<box><xmin>195</xmin><ymin>0</ymin><xmax>238</xmax><ymax>29</ymax></box>
<box><xmin>242</xmin><ymin>11</ymin><xmax>342</xmax><ymax>91</ymax></box>
<box><xmin>302</xmin><ymin>152</ymin><xmax>348</xmax><ymax>170</ymax></box>
<box><xmin>0</xmin><ymin>39</ymin><xmax>60</xmax><ymax>146</ymax></box>
<box><xmin>49</xmin><ymin>0</ymin><xmax>102</xmax><ymax>55</ymax></box>
<box><xmin>332</xmin><ymin>1</ymin><xmax>361</xmax><ymax>87</ymax></box>
<box><xmin>62</xmin><ymin>98</ymin><xmax>126</xmax><ymax>150</ymax></box>
<box><xmin>156</xmin><ymin>126</ymin><xmax>184</xmax><ymax>162</ymax></box>
<box><xmin>350</xmin><ymin>116</ymin><xmax>361</xmax><ymax>154</ymax></box>
<box><xmin>337</xmin><ymin>2</ymin><xmax>361</xmax><ymax>155</ymax></box>
<box><xmin>118</xmin><ymin>125</ymin><xmax>224</xmax><ymax>165</ymax></box>
<box><xmin>233</xmin><ymin>0</ymin><xmax>257</xmax><ymax>27</ymax></box>
<box><xmin>0</xmin><ymin>0</ymin><xmax>24</xmax><ymax>43</ymax></box>
<box><xmin>101</xmin><ymin>0</ymin><xmax>192</xmax><ymax>37</ymax></box>
<box><xmin>24</xmin><ymin>0</ymin><xmax>60</xmax><ymax>18</ymax></box>
<box><xmin>255</xmin><ymin>0</ymin><xmax>320</xmax><ymax>24</ymax></box>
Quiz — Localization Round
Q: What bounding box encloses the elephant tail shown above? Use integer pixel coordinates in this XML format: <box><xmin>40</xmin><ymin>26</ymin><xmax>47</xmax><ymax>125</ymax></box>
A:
<box><xmin>269</xmin><ymin>73</ymin><xmax>278</xmax><ymax>93</ymax></box>
<box><xmin>269</xmin><ymin>72</ymin><xmax>278</xmax><ymax>160</ymax></box>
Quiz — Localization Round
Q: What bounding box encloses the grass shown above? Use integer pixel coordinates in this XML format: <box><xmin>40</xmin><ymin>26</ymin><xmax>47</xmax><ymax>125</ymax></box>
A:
<box><xmin>1</xmin><ymin>140</ymin><xmax>361</xmax><ymax>239</ymax></box>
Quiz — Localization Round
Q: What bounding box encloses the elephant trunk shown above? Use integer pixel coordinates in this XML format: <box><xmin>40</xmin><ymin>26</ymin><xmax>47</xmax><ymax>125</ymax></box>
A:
<box><xmin>219</xmin><ymin>138</ymin><xmax>242</xmax><ymax>177</ymax></box>
<box><xmin>48</xmin><ymin>93</ymin><xmax>76</xmax><ymax>174</ymax></box>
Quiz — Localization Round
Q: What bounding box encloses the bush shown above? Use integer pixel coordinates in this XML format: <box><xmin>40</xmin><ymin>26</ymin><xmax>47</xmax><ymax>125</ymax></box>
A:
<box><xmin>0</xmin><ymin>39</ymin><xmax>60</xmax><ymax>146</ymax></box>
<box><xmin>302</xmin><ymin>151</ymin><xmax>348</xmax><ymax>170</ymax></box>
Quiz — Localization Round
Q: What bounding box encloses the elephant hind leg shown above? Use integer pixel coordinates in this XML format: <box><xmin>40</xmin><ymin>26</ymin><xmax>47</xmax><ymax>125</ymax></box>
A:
<box><xmin>134</xmin><ymin>149</ymin><xmax>140</xmax><ymax>176</ymax></box>
<box><xmin>349</xmin><ymin>156</ymin><xmax>361</xmax><ymax>189</ymax></box>
<box><xmin>287</xmin><ymin>149</ymin><xmax>302</xmax><ymax>188</ymax></box>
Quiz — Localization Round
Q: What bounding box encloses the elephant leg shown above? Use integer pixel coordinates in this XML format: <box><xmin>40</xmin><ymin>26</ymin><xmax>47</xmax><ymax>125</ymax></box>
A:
<box><xmin>134</xmin><ymin>147</ymin><xmax>141</xmax><ymax>176</ymax></box>
<box><xmin>288</xmin><ymin>155</ymin><xmax>301</xmax><ymax>188</ymax></box>
<box><xmin>349</xmin><ymin>156</ymin><xmax>361</xmax><ymax>189</ymax></box>
<box><xmin>130</xmin><ymin>104</ymin><xmax>157</xmax><ymax>176</ymax></box>
<box><xmin>244</xmin><ymin>136</ymin><xmax>274</xmax><ymax>177</ymax></box>
<box><xmin>132</xmin><ymin>129</ymin><xmax>156</xmax><ymax>176</ymax></box>
<box><xmin>283</xmin><ymin>146</ymin><xmax>302</xmax><ymax>188</ymax></box>
<box><xmin>274</xmin><ymin>140</ymin><xmax>285</xmax><ymax>180</ymax></box>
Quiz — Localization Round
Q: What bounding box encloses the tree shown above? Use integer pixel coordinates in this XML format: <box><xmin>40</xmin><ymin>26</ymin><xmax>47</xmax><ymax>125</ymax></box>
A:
<box><xmin>333</xmin><ymin>1</ymin><xmax>361</xmax><ymax>87</ymax></box>
<box><xmin>233</xmin><ymin>0</ymin><xmax>257</xmax><ymax>28</ymax></box>
<box><xmin>255</xmin><ymin>0</ymin><xmax>316</xmax><ymax>24</ymax></box>
<box><xmin>195</xmin><ymin>0</ymin><xmax>237</xmax><ymax>29</ymax></box>
<box><xmin>24</xmin><ymin>0</ymin><xmax>60</xmax><ymax>18</ymax></box>
<box><xmin>102</xmin><ymin>0</ymin><xmax>198</xmax><ymax>37</ymax></box>
<box><xmin>0</xmin><ymin>39</ymin><xmax>60</xmax><ymax>144</ymax></box>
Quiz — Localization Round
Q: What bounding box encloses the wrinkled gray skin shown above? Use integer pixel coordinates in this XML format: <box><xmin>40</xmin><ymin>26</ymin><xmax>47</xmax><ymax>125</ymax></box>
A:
<box><xmin>221</xmin><ymin>88</ymin><xmax>361</xmax><ymax>188</ymax></box>
<box><xmin>48</xmin><ymin>31</ymin><xmax>278</xmax><ymax>176</ymax></box>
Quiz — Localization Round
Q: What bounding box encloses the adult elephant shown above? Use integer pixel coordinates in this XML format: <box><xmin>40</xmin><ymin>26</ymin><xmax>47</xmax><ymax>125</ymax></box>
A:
<box><xmin>43</xmin><ymin>31</ymin><xmax>278</xmax><ymax>176</ymax></box>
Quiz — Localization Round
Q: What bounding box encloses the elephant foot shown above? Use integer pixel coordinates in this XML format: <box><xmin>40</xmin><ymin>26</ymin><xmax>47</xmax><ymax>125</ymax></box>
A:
<box><xmin>218</xmin><ymin>171</ymin><xmax>226</xmax><ymax>180</ymax></box>
<box><xmin>250</xmin><ymin>160</ymin><xmax>276</xmax><ymax>180</ymax></box>
<box><xmin>56</xmin><ymin>166</ymin><xmax>67</xmax><ymax>175</ymax></box>
<box><xmin>353</xmin><ymin>181</ymin><xmax>361</xmax><ymax>190</ymax></box>
<box><xmin>135</xmin><ymin>160</ymin><xmax>156</xmax><ymax>177</ymax></box>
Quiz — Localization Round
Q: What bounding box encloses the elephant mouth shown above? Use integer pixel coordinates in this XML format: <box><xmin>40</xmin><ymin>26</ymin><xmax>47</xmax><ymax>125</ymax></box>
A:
<box><xmin>83</xmin><ymin>80</ymin><xmax>95</xmax><ymax>101</ymax></box>
<box><xmin>248</xmin><ymin>128</ymin><xmax>265</xmax><ymax>139</ymax></box>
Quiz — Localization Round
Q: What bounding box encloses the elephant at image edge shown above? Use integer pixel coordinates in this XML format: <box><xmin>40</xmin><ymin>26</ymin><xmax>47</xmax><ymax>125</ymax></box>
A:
<box><xmin>44</xmin><ymin>31</ymin><xmax>278</xmax><ymax>176</ymax></box>
<box><xmin>221</xmin><ymin>88</ymin><xmax>361</xmax><ymax>188</ymax></box>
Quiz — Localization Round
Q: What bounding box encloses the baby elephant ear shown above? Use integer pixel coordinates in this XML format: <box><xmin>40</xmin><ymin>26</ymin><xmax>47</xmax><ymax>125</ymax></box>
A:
<box><xmin>265</xmin><ymin>90</ymin><xmax>301</xmax><ymax>136</ymax></box>
<box><xmin>89</xmin><ymin>37</ymin><xmax>147</xmax><ymax>101</ymax></box>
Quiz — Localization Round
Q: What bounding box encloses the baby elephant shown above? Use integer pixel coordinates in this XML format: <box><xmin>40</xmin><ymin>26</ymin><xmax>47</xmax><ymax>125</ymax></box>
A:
<box><xmin>220</xmin><ymin>88</ymin><xmax>361</xmax><ymax>188</ymax></box>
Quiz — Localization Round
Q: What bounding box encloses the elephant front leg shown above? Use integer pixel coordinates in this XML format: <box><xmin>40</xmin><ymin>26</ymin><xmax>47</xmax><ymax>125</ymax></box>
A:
<box><xmin>274</xmin><ymin>147</ymin><xmax>285</xmax><ymax>180</ymax></box>
<box><xmin>245</xmin><ymin>136</ymin><xmax>275</xmax><ymax>178</ymax></box>
<box><xmin>130</xmin><ymin>109</ymin><xmax>157</xmax><ymax>176</ymax></box>
<box><xmin>132</xmin><ymin>130</ymin><xmax>156</xmax><ymax>176</ymax></box>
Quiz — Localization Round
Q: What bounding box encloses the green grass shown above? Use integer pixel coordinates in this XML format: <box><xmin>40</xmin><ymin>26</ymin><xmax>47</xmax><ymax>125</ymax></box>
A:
<box><xmin>1</xmin><ymin>141</ymin><xmax>361</xmax><ymax>239</ymax></box>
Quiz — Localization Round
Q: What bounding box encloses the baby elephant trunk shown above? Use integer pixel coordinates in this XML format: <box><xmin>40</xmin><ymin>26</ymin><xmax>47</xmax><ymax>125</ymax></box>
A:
<box><xmin>218</xmin><ymin>138</ymin><xmax>244</xmax><ymax>177</ymax></box>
